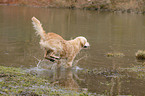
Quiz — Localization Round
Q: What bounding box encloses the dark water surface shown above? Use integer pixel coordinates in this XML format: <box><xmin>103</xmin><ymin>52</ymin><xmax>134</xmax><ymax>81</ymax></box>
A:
<box><xmin>1</xmin><ymin>6</ymin><xmax>145</xmax><ymax>95</ymax></box>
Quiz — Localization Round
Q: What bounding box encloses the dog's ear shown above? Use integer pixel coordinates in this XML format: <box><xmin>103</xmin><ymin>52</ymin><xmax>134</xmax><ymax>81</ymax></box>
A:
<box><xmin>76</xmin><ymin>36</ymin><xmax>89</xmax><ymax>48</ymax></box>
<box><xmin>79</xmin><ymin>37</ymin><xmax>86</xmax><ymax>47</ymax></box>
<box><xmin>77</xmin><ymin>37</ymin><xmax>90</xmax><ymax>49</ymax></box>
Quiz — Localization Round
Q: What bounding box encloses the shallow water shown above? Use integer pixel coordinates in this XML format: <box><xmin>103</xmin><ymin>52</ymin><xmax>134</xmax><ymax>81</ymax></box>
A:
<box><xmin>1</xmin><ymin>6</ymin><xmax>145</xmax><ymax>95</ymax></box>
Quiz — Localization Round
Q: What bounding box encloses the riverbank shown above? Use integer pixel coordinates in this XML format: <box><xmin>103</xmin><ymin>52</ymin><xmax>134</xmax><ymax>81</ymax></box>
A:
<box><xmin>0</xmin><ymin>0</ymin><xmax>145</xmax><ymax>14</ymax></box>
<box><xmin>0</xmin><ymin>66</ymin><xmax>92</xmax><ymax>95</ymax></box>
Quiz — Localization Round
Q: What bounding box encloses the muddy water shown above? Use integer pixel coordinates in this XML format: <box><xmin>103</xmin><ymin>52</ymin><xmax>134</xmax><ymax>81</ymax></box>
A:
<box><xmin>1</xmin><ymin>6</ymin><xmax>145</xmax><ymax>95</ymax></box>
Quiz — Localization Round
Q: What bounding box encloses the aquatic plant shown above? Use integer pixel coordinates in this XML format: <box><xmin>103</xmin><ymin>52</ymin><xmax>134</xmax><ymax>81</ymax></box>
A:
<box><xmin>135</xmin><ymin>50</ymin><xmax>145</xmax><ymax>60</ymax></box>
<box><xmin>106</xmin><ymin>52</ymin><xmax>124</xmax><ymax>57</ymax></box>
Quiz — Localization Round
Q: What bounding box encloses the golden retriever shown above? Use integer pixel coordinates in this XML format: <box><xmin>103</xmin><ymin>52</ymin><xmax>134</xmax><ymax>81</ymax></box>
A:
<box><xmin>32</xmin><ymin>17</ymin><xmax>90</xmax><ymax>67</ymax></box>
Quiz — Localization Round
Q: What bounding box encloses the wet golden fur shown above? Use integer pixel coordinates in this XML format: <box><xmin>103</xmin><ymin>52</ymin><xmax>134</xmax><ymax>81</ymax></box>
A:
<box><xmin>32</xmin><ymin>17</ymin><xmax>90</xmax><ymax>67</ymax></box>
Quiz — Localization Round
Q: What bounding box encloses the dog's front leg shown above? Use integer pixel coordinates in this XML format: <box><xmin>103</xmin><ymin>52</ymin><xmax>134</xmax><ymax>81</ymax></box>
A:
<box><xmin>66</xmin><ymin>61</ymin><xmax>73</xmax><ymax>68</ymax></box>
<box><xmin>66</xmin><ymin>56</ymin><xmax>75</xmax><ymax>68</ymax></box>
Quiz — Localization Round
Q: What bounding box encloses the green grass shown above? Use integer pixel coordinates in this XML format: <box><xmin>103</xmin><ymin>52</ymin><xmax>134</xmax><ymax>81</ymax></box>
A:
<box><xmin>0</xmin><ymin>66</ymin><xmax>93</xmax><ymax>96</ymax></box>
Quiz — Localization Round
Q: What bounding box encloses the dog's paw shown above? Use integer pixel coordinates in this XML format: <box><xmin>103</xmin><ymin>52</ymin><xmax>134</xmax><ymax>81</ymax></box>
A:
<box><xmin>50</xmin><ymin>56</ymin><xmax>60</xmax><ymax>60</ymax></box>
<box><xmin>44</xmin><ymin>57</ymin><xmax>56</xmax><ymax>62</ymax></box>
<box><xmin>49</xmin><ymin>58</ymin><xmax>55</xmax><ymax>62</ymax></box>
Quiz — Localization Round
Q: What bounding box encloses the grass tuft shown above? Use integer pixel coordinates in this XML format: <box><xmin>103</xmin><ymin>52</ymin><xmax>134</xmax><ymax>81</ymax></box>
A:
<box><xmin>135</xmin><ymin>50</ymin><xmax>145</xmax><ymax>60</ymax></box>
<box><xmin>106</xmin><ymin>52</ymin><xmax>124</xmax><ymax>57</ymax></box>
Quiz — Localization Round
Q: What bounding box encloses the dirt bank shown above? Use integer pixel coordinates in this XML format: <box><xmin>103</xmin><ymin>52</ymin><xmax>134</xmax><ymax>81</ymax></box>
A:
<box><xmin>0</xmin><ymin>0</ymin><xmax>50</xmax><ymax>7</ymax></box>
<box><xmin>0</xmin><ymin>0</ymin><xmax>145</xmax><ymax>13</ymax></box>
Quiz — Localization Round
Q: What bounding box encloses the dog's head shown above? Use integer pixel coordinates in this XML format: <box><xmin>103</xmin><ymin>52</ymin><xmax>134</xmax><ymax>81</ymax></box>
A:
<box><xmin>76</xmin><ymin>36</ymin><xmax>90</xmax><ymax>49</ymax></box>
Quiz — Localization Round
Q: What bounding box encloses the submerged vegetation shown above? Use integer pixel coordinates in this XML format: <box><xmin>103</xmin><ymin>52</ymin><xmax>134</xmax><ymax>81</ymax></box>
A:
<box><xmin>0</xmin><ymin>66</ymin><xmax>92</xmax><ymax>96</ymax></box>
<box><xmin>123</xmin><ymin>63</ymin><xmax>145</xmax><ymax>79</ymax></box>
<box><xmin>135</xmin><ymin>50</ymin><xmax>145</xmax><ymax>60</ymax></box>
<box><xmin>1</xmin><ymin>0</ymin><xmax>145</xmax><ymax>13</ymax></box>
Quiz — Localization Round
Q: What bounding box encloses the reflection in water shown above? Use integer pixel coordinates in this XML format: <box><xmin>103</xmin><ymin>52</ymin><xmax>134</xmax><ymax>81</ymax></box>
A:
<box><xmin>51</xmin><ymin>68</ymin><xmax>80</xmax><ymax>91</ymax></box>
<box><xmin>1</xmin><ymin>6</ymin><xmax>145</xmax><ymax>95</ymax></box>
<box><xmin>31</xmin><ymin>65</ymin><xmax>81</xmax><ymax>91</ymax></box>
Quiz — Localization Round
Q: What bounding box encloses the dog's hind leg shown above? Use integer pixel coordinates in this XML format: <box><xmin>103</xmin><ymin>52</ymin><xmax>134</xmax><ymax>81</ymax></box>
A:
<box><xmin>50</xmin><ymin>55</ymin><xmax>60</xmax><ymax>60</ymax></box>
<box><xmin>49</xmin><ymin>50</ymin><xmax>60</xmax><ymax>60</ymax></box>
<box><xmin>44</xmin><ymin>49</ymin><xmax>48</xmax><ymax>58</ymax></box>
<box><xmin>44</xmin><ymin>50</ymin><xmax>55</xmax><ymax>62</ymax></box>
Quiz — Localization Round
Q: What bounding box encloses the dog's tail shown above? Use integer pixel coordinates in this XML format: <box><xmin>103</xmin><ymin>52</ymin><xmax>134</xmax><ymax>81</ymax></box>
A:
<box><xmin>32</xmin><ymin>17</ymin><xmax>46</xmax><ymax>40</ymax></box>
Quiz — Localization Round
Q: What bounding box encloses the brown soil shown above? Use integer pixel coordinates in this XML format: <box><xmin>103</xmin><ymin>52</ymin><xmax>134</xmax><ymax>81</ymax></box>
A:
<box><xmin>0</xmin><ymin>0</ymin><xmax>145</xmax><ymax>13</ymax></box>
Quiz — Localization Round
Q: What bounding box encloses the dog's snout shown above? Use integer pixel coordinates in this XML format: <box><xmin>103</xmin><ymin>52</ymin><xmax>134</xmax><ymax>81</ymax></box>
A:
<box><xmin>83</xmin><ymin>46</ymin><xmax>88</xmax><ymax>48</ymax></box>
<box><xmin>85</xmin><ymin>42</ymin><xmax>90</xmax><ymax>46</ymax></box>
<box><xmin>83</xmin><ymin>42</ymin><xmax>90</xmax><ymax>49</ymax></box>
